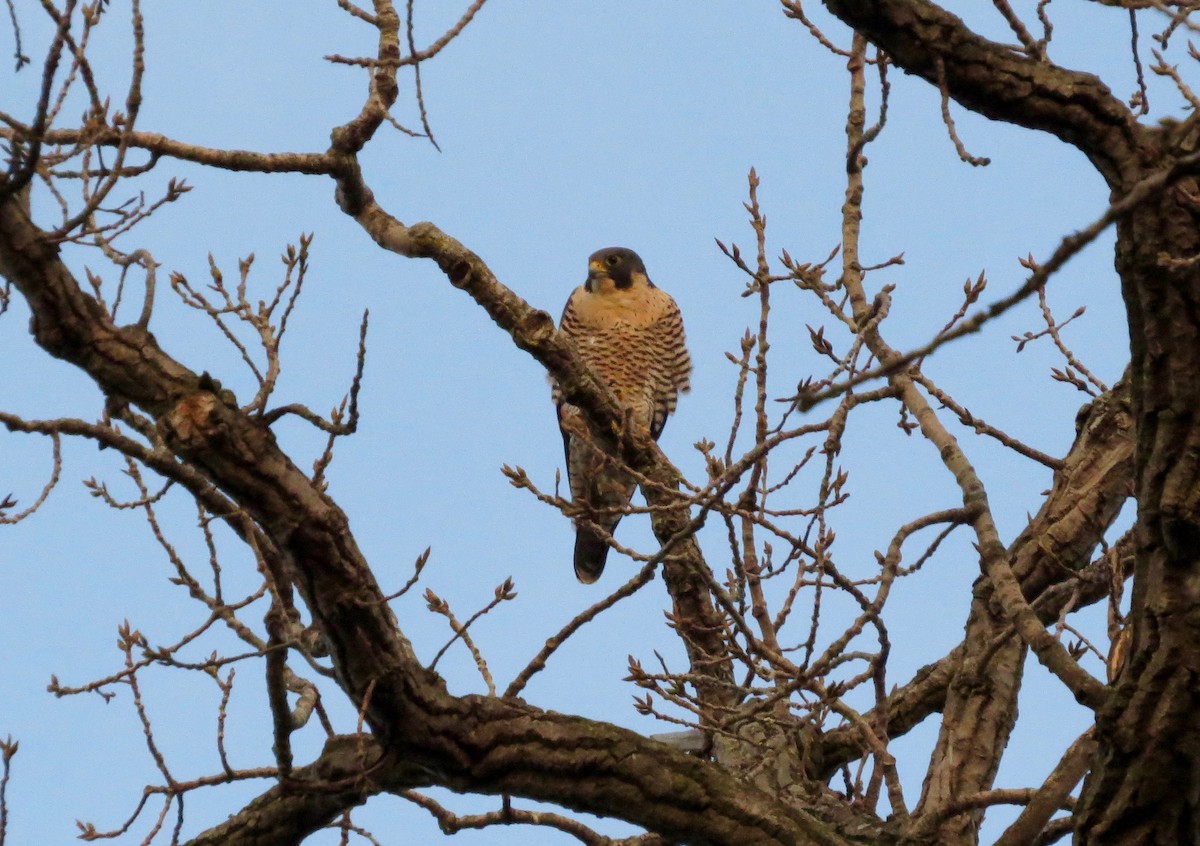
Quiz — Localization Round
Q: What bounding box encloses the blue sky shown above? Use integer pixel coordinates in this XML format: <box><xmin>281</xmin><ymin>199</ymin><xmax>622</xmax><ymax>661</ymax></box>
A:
<box><xmin>0</xmin><ymin>2</ymin><xmax>1156</xmax><ymax>843</ymax></box>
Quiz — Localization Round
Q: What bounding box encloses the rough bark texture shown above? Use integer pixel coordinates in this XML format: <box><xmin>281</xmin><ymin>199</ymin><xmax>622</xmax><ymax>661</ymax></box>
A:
<box><xmin>1076</xmin><ymin>164</ymin><xmax>1200</xmax><ymax>845</ymax></box>
<box><xmin>185</xmin><ymin>736</ymin><xmax>410</xmax><ymax>846</ymax></box>
<box><xmin>916</xmin><ymin>604</ymin><xmax>1026</xmax><ymax>844</ymax></box>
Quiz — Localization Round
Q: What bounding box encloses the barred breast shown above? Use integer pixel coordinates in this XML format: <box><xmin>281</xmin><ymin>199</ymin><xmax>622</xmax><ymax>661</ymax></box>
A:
<box><xmin>558</xmin><ymin>284</ymin><xmax>691</xmax><ymax>439</ymax></box>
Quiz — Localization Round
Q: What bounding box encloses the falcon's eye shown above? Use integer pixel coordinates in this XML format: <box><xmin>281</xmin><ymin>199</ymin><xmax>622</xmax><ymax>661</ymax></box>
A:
<box><xmin>605</xmin><ymin>254</ymin><xmax>621</xmax><ymax>267</ymax></box>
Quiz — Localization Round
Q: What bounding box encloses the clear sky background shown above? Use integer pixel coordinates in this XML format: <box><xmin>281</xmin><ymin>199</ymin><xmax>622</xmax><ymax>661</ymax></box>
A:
<box><xmin>0</xmin><ymin>2</ymin><xmax>1162</xmax><ymax>843</ymax></box>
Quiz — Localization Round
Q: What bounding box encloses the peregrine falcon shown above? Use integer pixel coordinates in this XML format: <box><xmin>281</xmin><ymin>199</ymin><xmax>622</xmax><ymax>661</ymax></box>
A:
<box><xmin>554</xmin><ymin>247</ymin><xmax>691</xmax><ymax>583</ymax></box>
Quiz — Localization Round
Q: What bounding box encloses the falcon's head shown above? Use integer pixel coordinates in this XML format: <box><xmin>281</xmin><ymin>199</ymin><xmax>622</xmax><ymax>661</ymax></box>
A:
<box><xmin>585</xmin><ymin>247</ymin><xmax>654</xmax><ymax>293</ymax></box>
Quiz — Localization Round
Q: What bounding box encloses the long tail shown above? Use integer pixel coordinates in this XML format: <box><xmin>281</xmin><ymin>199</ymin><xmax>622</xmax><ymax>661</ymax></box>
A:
<box><xmin>564</xmin><ymin>420</ymin><xmax>635</xmax><ymax>583</ymax></box>
<box><xmin>573</xmin><ymin>526</ymin><xmax>611</xmax><ymax>584</ymax></box>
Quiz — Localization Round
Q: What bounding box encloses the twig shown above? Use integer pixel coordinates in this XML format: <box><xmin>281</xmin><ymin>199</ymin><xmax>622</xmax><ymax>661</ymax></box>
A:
<box><xmin>405</xmin><ymin>0</ymin><xmax>439</xmax><ymax>151</ymax></box>
<box><xmin>992</xmin><ymin>0</ymin><xmax>1048</xmax><ymax>59</ymax></box>
<box><xmin>426</xmin><ymin>580</ymin><xmax>516</xmax><ymax>695</ymax></box>
<box><xmin>335</xmin><ymin>0</ymin><xmax>377</xmax><ymax>25</ymax></box>
<box><xmin>935</xmin><ymin>56</ymin><xmax>991</xmax><ymax>166</ymax></box>
<box><xmin>4</xmin><ymin>0</ymin><xmax>29</xmax><ymax>71</ymax></box>
<box><xmin>914</xmin><ymin>372</ymin><xmax>1064</xmax><ymax>468</ymax></box>
<box><xmin>0</xmin><ymin>736</ymin><xmax>16</xmax><ymax>846</ymax></box>
<box><xmin>401</xmin><ymin>790</ymin><xmax>618</xmax><ymax>844</ymax></box>
<box><xmin>794</xmin><ymin>145</ymin><xmax>1200</xmax><ymax>410</ymax></box>
<box><xmin>504</xmin><ymin>560</ymin><xmax>658</xmax><ymax>698</ymax></box>
<box><xmin>1130</xmin><ymin>10</ymin><xmax>1151</xmax><ymax>112</ymax></box>
<box><xmin>0</xmin><ymin>431</ymin><xmax>61</xmax><ymax>524</ymax></box>
<box><xmin>265</xmin><ymin>599</ymin><xmax>295</xmax><ymax>776</ymax></box>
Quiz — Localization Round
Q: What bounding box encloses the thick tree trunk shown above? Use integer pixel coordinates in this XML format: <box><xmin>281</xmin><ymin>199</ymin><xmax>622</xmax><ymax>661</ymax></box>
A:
<box><xmin>1077</xmin><ymin>184</ymin><xmax>1200</xmax><ymax>844</ymax></box>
